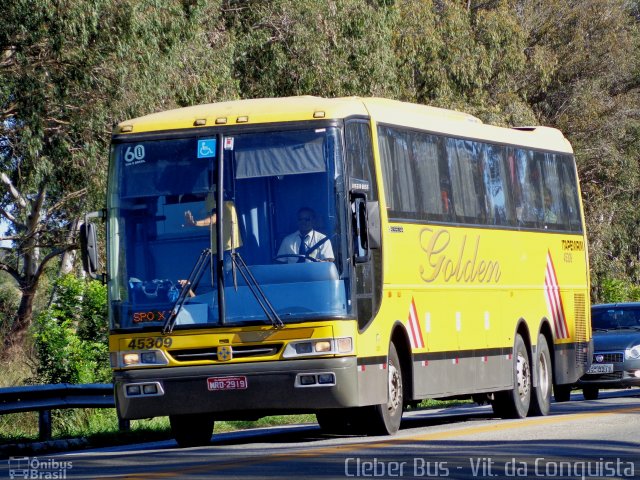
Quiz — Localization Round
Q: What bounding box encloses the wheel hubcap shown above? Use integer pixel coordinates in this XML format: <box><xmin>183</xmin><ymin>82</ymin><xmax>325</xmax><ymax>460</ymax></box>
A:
<box><xmin>388</xmin><ymin>362</ymin><xmax>402</xmax><ymax>413</ymax></box>
<box><xmin>538</xmin><ymin>351</ymin><xmax>549</xmax><ymax>399</ymax></box>
<box><xmin>516</xmin><ymin>352</ymin><xmax>531</xmax><ymax>401</ymax></box>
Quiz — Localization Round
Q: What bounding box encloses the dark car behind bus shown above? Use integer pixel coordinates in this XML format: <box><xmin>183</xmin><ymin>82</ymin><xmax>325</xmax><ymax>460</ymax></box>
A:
<box><xmin>577</xmin><ymin>303</ymin><xmax>640</xmax><ymax>399</ymax></box>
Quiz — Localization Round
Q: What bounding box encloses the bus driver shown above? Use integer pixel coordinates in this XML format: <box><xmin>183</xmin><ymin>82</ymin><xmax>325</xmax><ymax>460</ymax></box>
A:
<box><xmin>277</xmin><ymin>207</ymin><xmax>334</xmax><ymax>263</ymax></box>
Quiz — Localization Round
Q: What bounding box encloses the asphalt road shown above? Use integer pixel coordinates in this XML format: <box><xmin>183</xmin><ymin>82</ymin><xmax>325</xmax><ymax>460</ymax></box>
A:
<box><xmin>3</xmin><ymin>389</ymin><xmax>640</xmax><ymax>480</ymax></box>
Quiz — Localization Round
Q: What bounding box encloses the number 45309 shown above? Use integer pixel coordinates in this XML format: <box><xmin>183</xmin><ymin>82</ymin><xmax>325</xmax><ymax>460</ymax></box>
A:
<box><xmin>128</xmin><ymin>337</ymin><xmax>173</xmax><ymax>349</ymax></box>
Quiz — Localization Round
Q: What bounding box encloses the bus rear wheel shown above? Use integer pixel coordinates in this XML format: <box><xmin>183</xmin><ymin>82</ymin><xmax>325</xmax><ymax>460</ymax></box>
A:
<box><xmin>529</xmin><ymin>334</ymin><xmax>552</xmax><ymax>416</ymax></box>
<box><xmin>169</xmin><ymin>413</ymin><xmax>215</xmax><ymax>448</ymax></box>
<box><xmin>492</xmin><ymin>334</ymin><xmax>531</xmax><ymax>419</ymax></box>
<box><xmin>362</xmin><ymin>343</ymin><xmax>404</xmax><ymax>435</ymax></box>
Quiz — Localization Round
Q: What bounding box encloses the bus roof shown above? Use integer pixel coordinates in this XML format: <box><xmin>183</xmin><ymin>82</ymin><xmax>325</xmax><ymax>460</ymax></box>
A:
<box><xmin>115</xmin><ymin>96</ymin><xmax>573</xmax><ymax>154</ymax></box>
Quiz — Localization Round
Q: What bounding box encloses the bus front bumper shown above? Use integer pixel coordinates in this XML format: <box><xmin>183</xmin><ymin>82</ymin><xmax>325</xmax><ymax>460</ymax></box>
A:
<box><xmin>114</xmin><ymin>356</ymin><xmax>359</xmax><ymax>420</ymax></box>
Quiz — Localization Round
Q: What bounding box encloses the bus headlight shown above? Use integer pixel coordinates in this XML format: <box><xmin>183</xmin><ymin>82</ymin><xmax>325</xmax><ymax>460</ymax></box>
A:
<box><xmin>284</xmin><ymin>337</ymin><xmax>354</xmax><ymax>358</ymax></box>
<box><xmin>120</xmin><ymin>350</ymin><xmax>169</xmax><ymax>367</ymax></box>
<box><xmin>625</xmin><ymin>345</ymin><xmax>640</xmax><ymax>359</ymax></box>
<box><xmin>314</xmin><ymin>341</ymin><xmax>332</xmax><ymax>353</ymax></box>
<box><xmin>123</xmin><ymin>353</ymin><xmax>140</xmax><ymax>365</ymax></box>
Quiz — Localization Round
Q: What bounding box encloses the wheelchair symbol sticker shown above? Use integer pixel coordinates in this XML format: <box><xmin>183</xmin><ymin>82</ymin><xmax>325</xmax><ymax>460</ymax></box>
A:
<box><xmin>197</xmin><ymin>139</ymin><xmax>217</xmax><ymax>158</ymax></box>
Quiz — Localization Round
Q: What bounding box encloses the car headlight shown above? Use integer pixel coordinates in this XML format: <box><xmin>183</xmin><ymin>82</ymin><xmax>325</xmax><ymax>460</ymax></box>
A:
<box><xmin>625</xmin><ymin>345</ymin><xmax>640</xmax><ymax>359</ymax></box>
<box><xmin>283</xmin><ymin>337</ymin><xmax>353</xmax><ymax>358</ymax></box>
<box><xmin>120</xmin><ymin>350</ymin><xmax>169</xmax><ymax>367</ymax></box>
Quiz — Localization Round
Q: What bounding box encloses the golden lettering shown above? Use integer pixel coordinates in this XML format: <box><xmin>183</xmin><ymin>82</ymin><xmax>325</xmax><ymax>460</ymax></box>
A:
<box><xmin>419</xmin><ymin>228</ymin><xmax>501</xmax><ymax>284</ymax></box>
<box><xmin>418</xmin><ymin>228</ymin><xmax>448</xmax><ymax>282</ymax></box>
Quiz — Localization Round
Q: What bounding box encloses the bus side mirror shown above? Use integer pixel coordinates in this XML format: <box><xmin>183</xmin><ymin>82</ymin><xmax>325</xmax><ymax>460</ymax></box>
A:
<box><xmin>80</xmin><ymin>211</ymin><xmax>104</xmax><ymax>281</ymax></box>
<box><xmin>366</xmin><ymin>201</ymin><xmax>381</xmax><ymax>249</ymax></box>
<box><xmin>351</xmin><ymin>194</ymin><xmax>370</xmax><ymax>264</ymax></box>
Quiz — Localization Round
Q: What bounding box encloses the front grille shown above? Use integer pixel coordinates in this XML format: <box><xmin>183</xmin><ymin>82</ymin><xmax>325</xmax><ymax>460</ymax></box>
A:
<box><xmin>168</xmin><ymin>344</ymin><xmax>283</xmax><ymax>362</ymax></box>
<box><xmin>593</xmin><ymin>352</ymin><xmax>624</xmax><ymax>363</ymax></box>
<box><xmin>584</xmin><ymin>371</ymin><xmax>623</xmax><ymax>381</ymax></box>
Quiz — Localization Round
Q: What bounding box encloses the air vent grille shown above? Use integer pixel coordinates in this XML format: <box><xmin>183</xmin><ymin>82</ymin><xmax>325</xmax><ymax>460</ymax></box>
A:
<box><xmin>168</xmin><ymin>344</ymin><xmax>283</xmax><ymax>362</ymax></box>
<box><xmin>574</xmin><ymin>293</ymin><xmax>588</xmax><ymax>365</ymax></box>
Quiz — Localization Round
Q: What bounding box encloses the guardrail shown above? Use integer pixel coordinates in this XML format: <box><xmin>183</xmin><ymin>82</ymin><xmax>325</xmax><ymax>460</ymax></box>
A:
<box><xmin>0</xmin><ymin>383</ymin><xmax>129</xmax><ymax>441</ymax></box>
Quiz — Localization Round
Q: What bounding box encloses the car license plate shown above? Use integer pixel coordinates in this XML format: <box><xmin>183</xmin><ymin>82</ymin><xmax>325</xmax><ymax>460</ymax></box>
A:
<box><xmin>587</xmin><ymin>364</ymin><xmax>613</xmax><ymax>374</ymax></box>
<box><xmin>207</xmin><ymin>376</ymin><xmax>248</xmax><ymax>391</ymax></box>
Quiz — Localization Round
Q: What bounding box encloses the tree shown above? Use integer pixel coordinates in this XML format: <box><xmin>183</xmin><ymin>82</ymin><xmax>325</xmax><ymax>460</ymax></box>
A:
<box><xmin>32</xmin><ymin>275</ymin><xmax>110</xmax><ymax>385</ymax></box>
<box><xmin>226</xmin><ymin>0</ymin><xmax>399</xmax><ymax>99</ymax></box>
<box><xmin>0</xmin><ymin>0</ymin><xmax>237</xmax><ymax>356</ymax></box>
<box><xmin>394</xmin><ymin>0</ymin><xmax>537</xmax><ymax>125</ymax></box>
<box><xmin>513</xmin><ymin>0</ymin><xmax>640</xmax><ymax>299</ymax></box>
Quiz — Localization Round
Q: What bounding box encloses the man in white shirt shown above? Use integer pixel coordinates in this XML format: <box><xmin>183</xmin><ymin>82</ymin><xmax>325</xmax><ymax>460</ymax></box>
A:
<box><xmin>277</xmin><ymin>207</ymin><xmax>334</xmax><ymax>263</ymax></box>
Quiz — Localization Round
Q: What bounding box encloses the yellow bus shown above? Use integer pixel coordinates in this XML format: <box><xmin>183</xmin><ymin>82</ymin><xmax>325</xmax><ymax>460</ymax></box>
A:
<box><xmin>81</xmin><ymin>97</ymin><xmax>592</xmax><ymax>447</ymax></box>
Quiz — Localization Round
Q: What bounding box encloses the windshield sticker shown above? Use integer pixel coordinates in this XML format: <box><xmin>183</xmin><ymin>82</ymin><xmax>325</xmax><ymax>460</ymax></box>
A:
<box><xmin>124</xmin><ymin>145</ymin><xmax>146</xmax><ymax>166</ymax></box>
<box><xmin>198</xmin><ymin>138</ymin><xmax>217</xmax><ymax>158</ymax></box>
<box><xmin>224</xmin><ymin>137</ymin><xmax>234</xmax><ymax>150</ymax></box>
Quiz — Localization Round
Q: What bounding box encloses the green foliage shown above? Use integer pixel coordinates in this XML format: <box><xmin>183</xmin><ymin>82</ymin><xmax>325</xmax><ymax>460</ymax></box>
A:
<box><xmin>228</xmin><ymin>0</ymin><xmax>399</xmax><ymax>98</ymax></box>
<box><xmin>1</xmin><ymin>0</ymin><xmax>640</xmax><ymax>349</ymax></box>
<box><xmin>394</xmin><ymin>0</ymin><xmax>536</xmax><ymax>125</ymax></box>
<box><xmin>0</xmin><ymin>0</ymin><xmax>239</xmax><ymax>350</ymax></box>
<box><xmin>513</xmin><ymin>0</ymin><xmax>640</xmax><ymax>294</ymax></box>
<box><xmin>0</xmin><ymin>274</ymin><xmax>20</xmax><ymax>324</ymax></box>
<box><xmin>31</xmin><ymin>275</ymin><xmax>109</xmax><ymax>384</ymax></box>
<box><xmin>596</xmin><ymin>277</ymin><xmax>640</xmax><ymax>304</ymax></box>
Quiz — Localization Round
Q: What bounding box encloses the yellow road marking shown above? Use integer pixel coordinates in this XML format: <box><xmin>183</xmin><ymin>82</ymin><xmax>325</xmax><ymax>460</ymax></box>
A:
<box><xmin>108</xmin><ymin>405</ymin><xmax>640</xmax><ymax>479</ymax></box>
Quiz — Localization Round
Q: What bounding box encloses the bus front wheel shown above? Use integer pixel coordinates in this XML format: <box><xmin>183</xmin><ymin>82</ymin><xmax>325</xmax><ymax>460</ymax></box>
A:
<box><xmin>492</xmin><ymin>334</ymin><xmax>531</xmax><ymax>419</ymax></box>
<box><xmin>169</xmin><ymin>413</ymin><xmax>215</xmax><ymax>448</ymax></box>
<box><xmin>362</xmin><ymin>342</ymin><xmax>404</xmax><ymax>435</ymax></box>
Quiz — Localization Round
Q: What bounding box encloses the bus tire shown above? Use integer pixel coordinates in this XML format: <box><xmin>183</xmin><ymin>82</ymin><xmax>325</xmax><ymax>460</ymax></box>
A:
<box><xmin>363</xmin><ymin>342</ymin><xmax>404</xmax><ymax>435</ymax></box>
<box><xmin>583</xmin><ymin>386</ymin><xmax>599</xmax><ymax>400</ymax></box>
<box><xmin>553</xmin><ymin>384</ymin><xmax>572</xmax><ymax>402</ymax></box>
<box><xmin>492</xmin><ymin>334</ymin><xmax>531</xmax><ymax>419</ymax></box>
<box><xmin>169</xmin><ymin>413</ymin><xmax>214</xmax><ymax>448</ymax></box>
<box><xmin>529</xmin><ymin>334</ymin><xmax>552</xmax><ymax>416</ymax></box>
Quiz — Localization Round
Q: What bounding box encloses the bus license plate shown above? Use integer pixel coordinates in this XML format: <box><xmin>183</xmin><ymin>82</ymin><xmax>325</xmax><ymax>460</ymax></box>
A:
<box><xmin>587</xmin><ymin>364</ymin><xmax>613</xmax><ymax>374</ymax></box>
<box><xmin>207</xmin><ymin>376</ymin><xmax>248</xmax><ymax>391</ymax></box>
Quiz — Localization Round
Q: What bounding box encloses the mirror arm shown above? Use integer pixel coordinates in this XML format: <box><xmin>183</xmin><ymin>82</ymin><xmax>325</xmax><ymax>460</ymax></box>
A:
<box><xmin>350</xmin><ymin>192</ymin><xmax>371</xmax><ymax>264</ymax></box>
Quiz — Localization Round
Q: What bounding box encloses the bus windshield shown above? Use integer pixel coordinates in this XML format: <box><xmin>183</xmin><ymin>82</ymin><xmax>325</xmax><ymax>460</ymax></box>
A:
<box><xmin>107</xmin><ymin>127</ymin><xmax>351</xmax><ymax>330</ymax></box>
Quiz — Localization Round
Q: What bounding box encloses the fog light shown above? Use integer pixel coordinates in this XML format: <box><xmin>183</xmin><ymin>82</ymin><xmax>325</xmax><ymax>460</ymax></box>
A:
<box><xmin>299</xmin><ymin>375</ymin><xmax>316</xmax><ymax>385</ymax></box>
<box><xmin>634</xmin><ymin>370</ymin><xmax>640</xmax><ymax>378</ymax></box>
<box><xmin>143</xmin><ymin>384</ymin><xmax>158</xmax><ymax>394</ymax></box>
<box><xmin>126</xmin><ymin>385</ymin><xmax>141</xmax><ymax>396</ymax></box>
<box><xmin>318</xmin><ymin>373</ymin><xmax>335</xmax><ymax>384</ymax></box>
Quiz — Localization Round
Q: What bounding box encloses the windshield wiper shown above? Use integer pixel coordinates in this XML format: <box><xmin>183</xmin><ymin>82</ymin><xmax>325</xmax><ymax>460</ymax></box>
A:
<box><xmin>230</xmin><ymin>252</ymin><xmax>284</xmax><ymax>328</ymax></box>
<box><xmin>162</xmin><ymin>248</ymin><xmax>211</xmax><ymax>335</ymax></box>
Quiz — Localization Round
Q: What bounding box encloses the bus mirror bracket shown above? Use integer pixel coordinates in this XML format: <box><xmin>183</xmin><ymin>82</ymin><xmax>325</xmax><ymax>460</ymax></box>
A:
<box><xmin>351</xmin><ymin>193</ymin><xmax>370</xmax><ymax>264</ymax></box>
<box><xmin>80</xmin><ymin>210</ymin><xmax>105</xmax><ymax>283</ymax></box>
